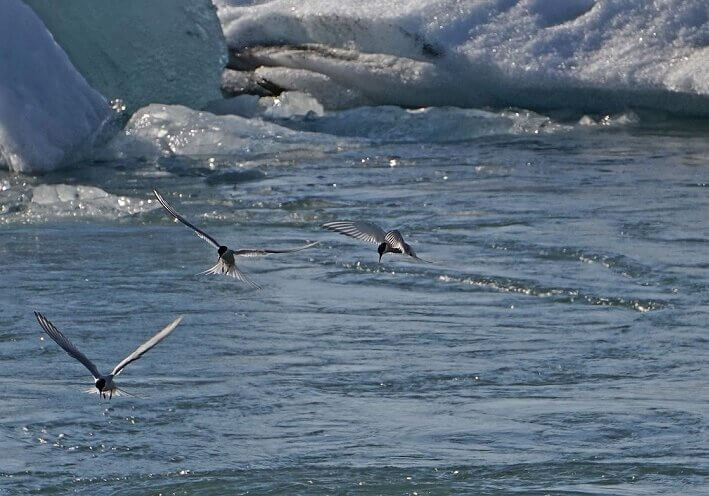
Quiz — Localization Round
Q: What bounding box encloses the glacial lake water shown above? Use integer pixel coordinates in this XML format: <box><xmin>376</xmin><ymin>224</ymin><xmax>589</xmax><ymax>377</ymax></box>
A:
<box><xmin>1</xmin><ymin>111</ymin><xmax>708</xmax><ymax>494</ymax></box>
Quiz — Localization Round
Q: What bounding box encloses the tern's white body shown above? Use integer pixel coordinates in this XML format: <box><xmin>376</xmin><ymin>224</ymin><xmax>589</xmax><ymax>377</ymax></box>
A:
<box><xmin>202</xmin><ymin>249</ymin><xmax>238</xmax><ymax>277</ymax></box>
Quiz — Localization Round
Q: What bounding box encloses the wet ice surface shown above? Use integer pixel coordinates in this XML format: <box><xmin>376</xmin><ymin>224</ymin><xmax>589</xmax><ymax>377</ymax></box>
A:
<box><xmin>0</xmin><ymin>108</ymin><xmax>708</xmax><ymax>494</ymax></box>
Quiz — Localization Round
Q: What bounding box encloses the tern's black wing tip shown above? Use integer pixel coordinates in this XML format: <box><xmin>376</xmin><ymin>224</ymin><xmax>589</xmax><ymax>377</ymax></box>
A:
<box><xmin>34</xmin><ymin>311</ymin><xmax>48</xmax><ymax>325</ymax></box>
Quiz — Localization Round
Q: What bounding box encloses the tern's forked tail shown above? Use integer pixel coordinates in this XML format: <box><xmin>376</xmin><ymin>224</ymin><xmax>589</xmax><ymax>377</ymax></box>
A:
<box><xmin>83</xmin><ymin>386</ymin><xmax>139</xmax><ymax>398</ymax></box>
<box><xmin>411</xmin><ymin>254</ymin><xmax>435</xmax><ymax>264</ymax></box>
<box><xmin>198</xmin><ymin>261</ymin><xmax>224</xmax><ymax>276</ymax></box>
<box><xmin>198</xmin><ymin>260</ymin><xmax>262</xmax><ymax>289</ymax></box>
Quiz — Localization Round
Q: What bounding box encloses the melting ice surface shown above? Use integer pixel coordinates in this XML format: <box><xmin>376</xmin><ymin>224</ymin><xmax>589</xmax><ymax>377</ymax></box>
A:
<box><xmin>100</xmin><ymin>98</ymin><xmax>565</xmax><ymax>162</ymax></box>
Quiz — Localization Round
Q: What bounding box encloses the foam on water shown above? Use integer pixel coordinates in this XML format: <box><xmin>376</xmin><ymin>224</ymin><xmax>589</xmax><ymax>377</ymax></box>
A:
<box><xmin>218</xmin><ymin>0</ymin><xmax>709</xmax><ymax>115</ymax></box>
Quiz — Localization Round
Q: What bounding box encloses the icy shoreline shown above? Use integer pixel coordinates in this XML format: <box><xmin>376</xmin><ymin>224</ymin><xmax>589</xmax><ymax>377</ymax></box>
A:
<box><xmin>2</xmin><ymin>0</ymin><xmax>708</xmax><ymax>174</ymax></box>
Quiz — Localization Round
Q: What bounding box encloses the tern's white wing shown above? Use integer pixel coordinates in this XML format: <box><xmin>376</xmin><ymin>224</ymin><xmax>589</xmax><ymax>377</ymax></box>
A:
<box><xmin>384</xmin><ymin>230</ymin><xmax>407</xmax><ymax>252</ymax></box>
<box><xmin>233</xmin><ymin>241</ymin><xmax>319</xmax><ymax>257</ymax></box>
<box><xmin>153</xmin><ymin>189</ymin><xmax>220</xmax><ymax>249</ymax></box>
<box><xmin>111</xmin><ymin>316</ymin><xmax>183</xmax><ymax>377</ymax></box>
<box><xmin>322</xmin><ymin>221</ymin><xmax>386</xmax><ymax>244</ymax></box>
<box><xmin>34</xmin><ymin>312</ymin><xmax>101</xmax><ymax>379</ymax></box>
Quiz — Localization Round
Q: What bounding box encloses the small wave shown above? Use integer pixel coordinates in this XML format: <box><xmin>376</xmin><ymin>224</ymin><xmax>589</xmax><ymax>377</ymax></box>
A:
<box><xmin>322</xmin><ymin>261</ymin><xmax>664</xmax><ymax>312</ymax></box>
<box><xmin>436</xmin><ymin>274</ymin><xmax>664</xmax><ymax>312</ymax></box>
<box><xmin>279</xmin><ymin>197</ymin><xmax>341</xmax><ymax>211</ymax></box>
<box><xmin>204</xmin><ymin>168</ymin><xmax>266</xmax><ymax>186</ymax></box>
<box><xmin>488</xmin><ymin>240</ymin><xmax>668</xmax><ymax>286</ymax></box>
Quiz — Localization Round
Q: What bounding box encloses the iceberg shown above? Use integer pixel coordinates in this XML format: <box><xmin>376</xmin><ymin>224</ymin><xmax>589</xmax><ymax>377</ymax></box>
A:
<box><xmin>0</xmin><ymin>0</ymin><xmax>112</xmax><ymax>173</ymax></box>
<box><xmin>25</xmin><ymin>0</ymin><xmax>227</xmax><ymax>114</ymax></box>
<box><xmin>217</xmin><ymin>0</ymin><xmax>709</xmax><ymax>116</ymax></box>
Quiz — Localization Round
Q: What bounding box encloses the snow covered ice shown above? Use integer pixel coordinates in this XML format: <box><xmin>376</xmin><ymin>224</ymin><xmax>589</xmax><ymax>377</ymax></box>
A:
<box><xmin>218</xmin><ymin>0</ymin><xmax>709</xmax><ymax>115</ymax></box>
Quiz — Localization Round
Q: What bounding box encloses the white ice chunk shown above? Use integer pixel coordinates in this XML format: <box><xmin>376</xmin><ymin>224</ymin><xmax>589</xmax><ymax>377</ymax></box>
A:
<box><xmin>0</xmin><ymin>0</ymin><xmax>112</xmax><ymax>173</ymax></box>
<box><xmin>235</xmin><ymin>45</ymin><xmax>448</xmax><ymax>108</ymax></box>
<box><xmin>260</xmin><ymin>91</ymin><xmax>325</xmax><ymax>119</ymax></box>
<box><xmin>206</xmin><ymin>91</ymin><xmax>326</xmax><ymax>120</ymax></box>
<box><xmin>254</xmin><ymin>67</ymin><xmax>372</xmax><ymax>110</ymax></box>
<box><xmin>31</xmin><ymin>184</ymin><xmax>156</xmax><ymax>218</ymax></box>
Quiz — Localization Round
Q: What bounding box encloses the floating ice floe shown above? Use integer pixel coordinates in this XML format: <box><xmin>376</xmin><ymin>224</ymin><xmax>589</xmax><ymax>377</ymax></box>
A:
<box><xmin>30</xmin><ymin>184</ymin><xmax>157</xmax><ymax>218</ymax></box>
<box><xmin>101</xmin><ymin>103</ymin><xmax>344</xmax><ymax>161</ymax></box>
<box><xmin>102</xmin><ymin>99</ymin><xmax>572</xmax><ymax>163</ymax></box>
<box><xmin>273</xmin><ymin>105</ymin><xmax>568</xmax><ymax>141</ymax></box>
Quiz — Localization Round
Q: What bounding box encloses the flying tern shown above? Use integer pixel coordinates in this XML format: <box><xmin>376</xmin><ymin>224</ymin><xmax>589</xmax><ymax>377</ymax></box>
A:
<box><xmin>153</xmin><ymin>188</ymin><xmax>318</xmax><ymax>288</ymax></box>
<box><xmin>34</xmin><ymin>311</ymin><xmax>183</xmax><ymax>399</ymax></box>
<box><xmin>322</xmin><ymin>220</ymin><xmax>432</xmax><ymax>263</ymax></box>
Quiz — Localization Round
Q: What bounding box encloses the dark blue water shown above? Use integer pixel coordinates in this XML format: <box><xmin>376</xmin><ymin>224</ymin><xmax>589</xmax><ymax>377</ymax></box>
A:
<box><xmin>1</xmin><ymin>111</ymin><xmax>708</xmax><ymax>495</ymax></box>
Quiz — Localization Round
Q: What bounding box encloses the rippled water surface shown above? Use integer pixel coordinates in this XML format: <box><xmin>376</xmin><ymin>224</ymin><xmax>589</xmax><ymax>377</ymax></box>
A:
<box><xmin>1</xmin><ymin>116</ymin><xmax>708</xmax><ymax>495</ymax></box>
